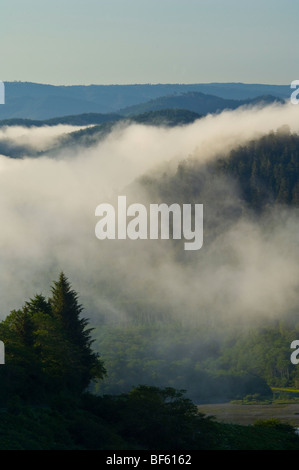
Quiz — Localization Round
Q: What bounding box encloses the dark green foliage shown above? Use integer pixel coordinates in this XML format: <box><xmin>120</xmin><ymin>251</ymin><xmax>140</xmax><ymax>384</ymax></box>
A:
<box><xmin>216</xmin><ymin>128</ymin><xmax>299</xmax><ymax>209</ymax></box>
<box><xmin>109</xmin><ymin>385</ymin><xmax>215</xmax><ymax>450</ymax></box>
<box><xmin>0</xmin><ymin>273</ymin><xmax>106</xmax><ymax>403</ymax></box>
<box><xmin>0</xmin><ymin>391</ymin><xmax>298</xmax><ymax>450</ymax></box>
<box><xmin>92</xmin><ymin>323</ymin><xmax>273</xmax><ymax>403</ymax></box>
<box><xmin>217</xmin><ymin>321</ymin><xmax>299</xmax><ymax>388</ymax></box>
<box><xmin>140</xmin><ymin>127</ymin><xmax>299</xmax><ymax>214</ymax></box>
<box><xmin>92</xmin><ymin>317</ymin><xmax>299</xmax><ymax>401</ymax></box>
<box><xmin>210</xmin><ymin>419</ymin><xmax>299</xmax><ymax>450</ymax></box>
<box><xmin>0</xmin><ymin>275</ymin><xmax>299</xmax><ymax>449</ymax></box>
<box><xmin>50</xmin><ymin>273</ymin><xmax>106</xmax><ymax>391</ymax></box>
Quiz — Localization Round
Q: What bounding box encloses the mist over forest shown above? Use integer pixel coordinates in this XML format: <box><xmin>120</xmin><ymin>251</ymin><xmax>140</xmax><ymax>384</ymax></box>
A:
<box><xmin>0</xmin><ymin>98</ymin><xmax>298</xmax><ymax>407</ymax></box>
<box><xmin>3</xmin><ymin>0</ymin><xmax>299</xmax><ymax>450</ymax></box>
<box><xmin>0</xmin><ymin>101</ymin><xmax>298</xmax><ymax>321</ymax></box>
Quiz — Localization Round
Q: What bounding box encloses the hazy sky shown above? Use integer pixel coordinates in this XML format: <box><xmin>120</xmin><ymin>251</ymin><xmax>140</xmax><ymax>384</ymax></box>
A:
<box><xmin>0</xmin><ymin>0</ymin><xmax>298</xmax><ymax>85</ymax></box>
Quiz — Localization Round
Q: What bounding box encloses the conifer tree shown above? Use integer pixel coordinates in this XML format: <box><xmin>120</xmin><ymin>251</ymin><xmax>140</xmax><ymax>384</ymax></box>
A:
<box><xmin>49</xmin><ymin>272</ymin><xmax>106</xmax><ymax>391</ymax></box>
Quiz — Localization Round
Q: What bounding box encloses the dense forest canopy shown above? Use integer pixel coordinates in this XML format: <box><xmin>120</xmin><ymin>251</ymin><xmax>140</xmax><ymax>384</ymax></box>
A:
<box><xmin>0</xmin><ymin>274</ymin><xmax>299</xmax><ymax>450</ymax></box>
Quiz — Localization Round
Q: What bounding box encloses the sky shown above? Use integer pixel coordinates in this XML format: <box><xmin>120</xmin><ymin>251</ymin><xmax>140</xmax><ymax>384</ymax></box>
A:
<box><xmin>0</xmin><ymin>0</ymin><xmax>298</xmax><ymax>86</ymax></box>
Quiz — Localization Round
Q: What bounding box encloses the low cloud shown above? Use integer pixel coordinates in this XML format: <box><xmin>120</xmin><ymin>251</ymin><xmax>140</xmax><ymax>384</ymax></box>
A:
<box><xmin>0</xmin><ymin>102</ymin><xmax>298</xmax><ymax>331</ymax></box>
<box><xmin>0</xmin><ymin>124</ymin><xmax>91</xmax><ymax>152</ymax></box>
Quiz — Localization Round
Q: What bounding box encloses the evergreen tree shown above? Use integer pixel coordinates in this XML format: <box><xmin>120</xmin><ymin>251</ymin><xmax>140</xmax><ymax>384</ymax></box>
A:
<box><xmin>24</xmin><ymin>294</ymin><xmax>52</xmax><ymax>317</ymax></box>
<box><xmin>0</xmin><ymin>274</ymin><xmax>106</xmax><ymax>402</ymax></box>
<box><xmin>49</xmin><ymin>272</ymin><xmax>106</xmax><ymax>391</ymax></box>
<box><xmin>4</xmin><ymin>307</ymin><xmax>35</xmax><ymax>348</ymax></box>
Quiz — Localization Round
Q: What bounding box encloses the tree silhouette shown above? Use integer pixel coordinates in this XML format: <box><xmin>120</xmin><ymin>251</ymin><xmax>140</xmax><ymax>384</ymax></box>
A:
<box><xmin>0</xmin><ymin>273</ymin><xmax>106</xmax><ymax>402</ymax></box>
<box><xmin>49</xmin><ymin>272</ymin><xmax>106</xmax><ymax>391</ymax></box>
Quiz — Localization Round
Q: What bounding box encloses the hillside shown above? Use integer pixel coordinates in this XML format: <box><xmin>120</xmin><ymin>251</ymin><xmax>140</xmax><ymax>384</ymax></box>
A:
<box><xmin>120</xmin><ymin>92</ymin><xmax>283</xmax><ymax>116</ymax></box>
<box><xmin>90</xmin><ymin>128</ymin><xmax>299</xmax><ymax>402</ymax></box>
<box><xmin>0</xmin><ymin>113</ymin><xmax>123</xmax><ymax>128</ymax></box>
<box><xmin>0</xmin><ymin>82</ymin><xmax>290</xmax><ymax>120</ymax></box>
<box><xmin>0</xmin><ymin>109</ymin><xmax>202</xmax><ymax>158</ymax></box>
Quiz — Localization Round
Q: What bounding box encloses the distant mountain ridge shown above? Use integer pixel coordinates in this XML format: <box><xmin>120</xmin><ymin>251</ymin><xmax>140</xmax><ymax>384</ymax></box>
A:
<box><xmin>0</xmin><ymin>82</ymin><xmax>291</xmax><ymax>120</ymax></box>
<box><xmin>119</xmin><ymin>92</ymin><xmax>283</xmax><ymax>116</ymax></box>
<box><xmin>0</xmin><ymin>113</ymin><xmax>123</xmax><ymax>128</ymax></box>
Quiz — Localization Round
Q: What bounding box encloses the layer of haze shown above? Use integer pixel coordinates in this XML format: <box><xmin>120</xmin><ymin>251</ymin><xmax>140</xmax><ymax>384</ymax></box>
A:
<box><xmin>0</xmin><ymin>102</ymin><xmax>298</xmax><ymax>331</ymax></box>
<box><xmin>0</xmin><ymin>125</ymin><xmax>91</xmax><ymax>151</ymax></box>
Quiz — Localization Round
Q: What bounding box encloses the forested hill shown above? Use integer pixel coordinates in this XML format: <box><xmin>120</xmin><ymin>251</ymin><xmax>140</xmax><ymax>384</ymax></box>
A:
<box><xmin>0</xmin><ymin>82</ymin><xmax>290</xmax><ymax>119</ymax></box>
<box><xmin>0</xmin><ymin>109</ymin><xmax>203</xmax><ymax>158</ymax></box>
<box><xmin>119</xmin><ymin>92</ymin><xmax>282</xmax><ymax>116</ymax></box>
<box><xmin>139</xmin><ymin>127</ymin><xmax>299</xmax><ymax>213</ymax></box>
<box><xmin>216</xmin><ymin>128</ymin><xmax>299</xmax><ymax>209</ymax></box>
<box><xmin>91</xmin><ymin>128</ymin><xmax>299</xmax><ymax>404</ymax></box>
<box><xmin>0</xmin><ymin>108</ymin><xmax>201</xmax><ymax>129</ymax></box>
